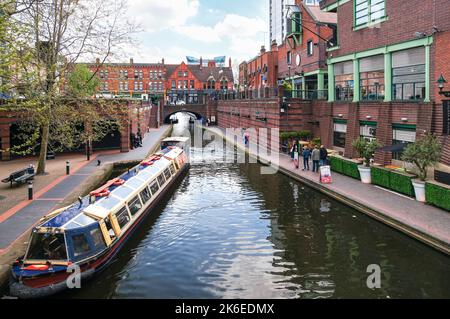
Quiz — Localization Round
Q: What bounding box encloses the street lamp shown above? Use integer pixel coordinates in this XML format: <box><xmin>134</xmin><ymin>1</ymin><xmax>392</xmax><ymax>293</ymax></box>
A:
<box><xmin>437</xmin><ymin>74</ymin><xmax>450</xmax><ymax>97</ymax></box>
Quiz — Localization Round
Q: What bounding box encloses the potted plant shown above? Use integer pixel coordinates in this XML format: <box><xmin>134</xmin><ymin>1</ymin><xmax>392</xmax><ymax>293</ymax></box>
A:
<box><xmin>401</xmin><ymin>133</ymin><xmax>442</xmax><ymax>202</ymax></box>
<box><xmin>352</xmin><ymin>137</ymin><xmax>381</xmax><ymax>184</ymax></box>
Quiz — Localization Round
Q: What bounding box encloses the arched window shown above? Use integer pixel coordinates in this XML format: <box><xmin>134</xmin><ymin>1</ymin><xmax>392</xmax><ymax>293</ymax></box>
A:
<box><xmin>207</xmin><ymin>77</ymin><xmax>216</xmax><ymax>90</ymax></box>
<box><xmin>220</xmin><ymin>77</ymin><xmax>228</xmax><ymax>90</ymax></box>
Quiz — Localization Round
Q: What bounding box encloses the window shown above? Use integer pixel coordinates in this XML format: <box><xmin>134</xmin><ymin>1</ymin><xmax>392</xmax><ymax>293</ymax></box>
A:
<box><xmin>334</xmin><ymin>61</ymin><xmax>354</xmax><ymax>101</ymax></box>
<box><xmin>164</xmin><ymin>168</ymin><xmax>172</xmax><ymax>180</ymax></box>
<box><xmin>90</xmin><ymin>228</ymin><xmax>106</xmax><ymax>249</ymax></box>
<box><xmin>190</xmin><ymin>80</ymin><xmax>195</xmax><ymax>89</ymax></box>
<box><xmin>287</xmin><ymin>51</ymin><xmax>292</xmax><ymax>65</ymax></box>
<box><xmin>140</xmin><ymin>187</ymin><xmax>152</xmax><ymax>204</ymax></box>
<box><xmin>157</xmin><ymin>173</ymin><xmax>166</xmax><ymax>186</ymax></box>
<box><xmin>169</xmin><ymin>165</ymin><xmax>176</xmax><ymax>175</ymax></box>
<box><xmin>307</xmin><ymin>40</ymin><xmax>314</xmax><ymax>56</ymax></box>
<box><xmin>355</xmin><ymin>0</ymin><xmax>385</xmax><ymax>27</ymax></box>
<box><xmin>333</xmin><ymin>122</ymin><xmax>347</xmax><ymax>148</ymax></box>
<box><xmin>72</xmin><ymin>234</ymin><xmax>91</xmax><ymax>257</ymax></box>
<box><xmin>360</xmin><ymin>55</ymin><xmax>385</xmax><ymax>100</ymax></box>
<box><xmin>392</xmin><ymin>47</ymin><xmax>426</xmax><ymax>101</ymax></box>
<box><xmin>392</xmin><ymin>127</ymin><xmax>416</xmax><ymax>160</ymax></box>
<box><xmin>104</xmin><ymin>217</ymin><xmax>116</xmax><ymax>239</ymax></box>
<box><xmin>178</xmin><ymin>71</ymin><xmax>183</xmax><ymax>77</ymax></box>
<box><xmin>149</xmin><ymin>180</ymin><xmax>159</xmax><ymax>194</ymax></box>
<box><xmin>115</xmin><ymin>207</ymin><xmax>131</xmax><ymax>229</ymax></box>
<box><xmin>128</xmin><ymin>196</ymin><xmax>143</xmax><ymax>216</ymax></box>
<box><xmin>172</xmin><ymin>80</ymin><xmax>176</xmax><ymax>89</ymax></box>
<box><xmin>360</xmin><ymin>123</ymin><xmax>377</xmax><ymax>141</ymax></box>
<box><xmin>184</xmin><ymin>71</ymin><xmax>189</xmax><ymax>77</ymax></box>
<box><xmin>26</xmin><ymin>233</ymin><xmax>67</xmax><ymax>261</ymax></box>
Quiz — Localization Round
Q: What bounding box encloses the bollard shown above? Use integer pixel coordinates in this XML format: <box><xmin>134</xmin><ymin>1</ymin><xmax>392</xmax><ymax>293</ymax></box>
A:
<box><xmin>66</xmin><ymin>161</ymin><xmax>70</xmax><ymax>175</ymax></box>
<box><xmin>28</xmin><ymin>182</ymin><xmax>33</xmax><ymax>200</ymax></box>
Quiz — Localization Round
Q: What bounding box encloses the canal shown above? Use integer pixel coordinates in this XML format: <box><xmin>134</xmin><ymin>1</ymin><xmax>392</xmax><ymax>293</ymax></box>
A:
<box><xmin>56</xmin><ymin>114</ymin><xmax>449</xmax><ymax>298</ymax></box>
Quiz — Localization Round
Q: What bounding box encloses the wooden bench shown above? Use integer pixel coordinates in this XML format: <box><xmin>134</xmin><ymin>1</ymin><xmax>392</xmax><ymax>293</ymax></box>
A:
<box><xmin>2</xmin><ymin>166</ymin><xmax>36</xmax><ymax>188</ymax></box>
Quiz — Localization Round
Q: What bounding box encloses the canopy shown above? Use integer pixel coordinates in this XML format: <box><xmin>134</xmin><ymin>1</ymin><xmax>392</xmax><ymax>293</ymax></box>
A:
<box><xmin>378</xmin><ymin>143</ymin><xmax>407</xmax><ymax>153</ymax></box>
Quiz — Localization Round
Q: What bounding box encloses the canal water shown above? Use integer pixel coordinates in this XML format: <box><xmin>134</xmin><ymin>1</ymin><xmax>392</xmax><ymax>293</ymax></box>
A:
<box><xmin>6</xmin><ymin>114</ymin><xmax>449</xmax><ymax>299</ymax></box>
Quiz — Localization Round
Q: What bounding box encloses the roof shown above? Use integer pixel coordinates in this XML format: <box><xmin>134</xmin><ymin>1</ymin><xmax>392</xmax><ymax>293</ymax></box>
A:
<box><xmin>188</xmin><ymin>64</ymin><xmax>234</xmax><ymax>82</ymax></box>
<box><xmin>319</xmin><ymin>0</ymin><xmax>339</xmax><ymax>10</ymax></box>
<box><xmin>304</xmin><ymin>4</ymin><xmax>337</xmax><ymax>24</ymax></box>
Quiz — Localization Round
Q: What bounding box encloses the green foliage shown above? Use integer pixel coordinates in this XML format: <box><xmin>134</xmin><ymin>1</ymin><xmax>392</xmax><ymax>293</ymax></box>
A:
<box><xmin>352</xmin><ymin>137</ymin><xmax>382</xmax><ymax>167</ymax></box>
<box><xmin>282</xmin><ymin>80</ymin><xmax>292</xmax><ymax>91</ymax></box>
<box><xmin>330</xmin><ymin>156</ymin><xmax>360</xmax><ymax>179</ymax></box>
<box><xmin>280</xmin><ymin>132</ymin><xmax>290</xmax><ymax>140</ymax></box>
<box><xmin>66</xmin><ymin>65</ymin><xmax>100</xmax><ymax>98</ymax></box>
<box><xmin>299</xmin><ymin>130</ymin><xmax>312</xmax><ymax>140</ymax></box>
<box><xmin>371</xmin><ymin>166</ymin><xmax>416</xmax><ymax>197</ymax></box>
<box><xmin>402</xmin><ymin>133</ymin><xmax>442</xmax><ymax>181</ymax></box>
<box><xmin>426</xmin><ymin>182</ymin><xmax>450</xmax><ymax>211</ymax></box>
<box><xmin>312</xmin><ymin>137</ymin><xmax>321</xmax><ymax>146</ymax></box>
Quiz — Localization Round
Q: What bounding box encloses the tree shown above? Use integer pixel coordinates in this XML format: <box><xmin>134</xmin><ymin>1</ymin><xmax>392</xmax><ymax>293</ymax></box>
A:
<box><xmin>352</xmin><ymin>137</ymin><xmax>381</xmax><ymax>167</ymax></box>
<box><xmin>401</xmin><ymin>133</ymin><xmax>442</xmax><ymax>181</ymax></box>
<box><xmin>1</xmin><ymin>0</ymin><xmax>137</xmax><ymax>174</ymax></box>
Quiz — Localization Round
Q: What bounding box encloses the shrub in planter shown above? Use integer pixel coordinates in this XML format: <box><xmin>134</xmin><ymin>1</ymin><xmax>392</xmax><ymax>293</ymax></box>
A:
<box><xmin>330</xmin><ymin>156</ymin><xmax>343</xmax><ymax>174</ymax></box>
<box><xmin>389</xmin><ymin>171</ymin><xmax>416</xmax><ymax>197</ymax></box>
<box><xmin>342</xmin><ymin>160</ymin><xmax>361</xmax><ymax>179</ymax></box>
<box><xmin>352</xmin><ymin>138</ymin><xmax>381</xmax><ymax>183</ymax></box>
<box><xmin>426</xmin><ymin>182</ymin><xmax>450</xmax><ymax>211</ymax></box>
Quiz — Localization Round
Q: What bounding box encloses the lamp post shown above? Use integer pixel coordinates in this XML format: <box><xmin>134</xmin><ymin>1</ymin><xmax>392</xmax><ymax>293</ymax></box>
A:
<box><xmin>437</xmin><ymin>74</ymin><xmax>449</xmax><ymax>97</ymax></box>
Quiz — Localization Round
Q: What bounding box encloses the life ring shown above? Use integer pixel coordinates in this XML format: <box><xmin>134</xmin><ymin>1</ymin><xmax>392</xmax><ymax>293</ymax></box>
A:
<box><xmin>97</xmin><ymin>190</ymin><xmax>110</xmax><ymax>197</ymax></box>
<box><xmin>113</xmin><ymin>179</ymin><xmax>125</xmax><ymax>186</ymax></box>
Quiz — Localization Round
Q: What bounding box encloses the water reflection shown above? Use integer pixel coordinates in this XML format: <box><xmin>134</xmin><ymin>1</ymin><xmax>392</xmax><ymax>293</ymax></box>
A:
<box><xmin>56</xmin><ymin>114</ymin><xmax>449</xmax><ymax>299</ymax></box>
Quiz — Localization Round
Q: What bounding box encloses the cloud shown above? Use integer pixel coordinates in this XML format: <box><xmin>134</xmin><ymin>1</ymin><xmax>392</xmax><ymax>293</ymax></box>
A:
<box><xmin>128</xmin><ymin>0</ymin><xmax>200</xmax><ymax>32</ymax></box>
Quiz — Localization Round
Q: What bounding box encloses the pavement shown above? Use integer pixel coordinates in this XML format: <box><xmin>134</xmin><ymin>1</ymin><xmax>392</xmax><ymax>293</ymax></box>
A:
<box><xmin>0</xmin><ymin>125</ymin><xmax>171</xmax><ymax>254</ymax></box>
<box><xmin>207</xmin><ymin>127</ymin><xmax>450</xmax><ymax>255</ymax></box>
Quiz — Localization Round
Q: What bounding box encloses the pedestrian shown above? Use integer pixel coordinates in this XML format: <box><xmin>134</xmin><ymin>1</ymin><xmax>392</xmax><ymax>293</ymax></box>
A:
<box><xmin>312</xmin><ymin>145</ymin><xmax>321</xmax><ymax>173</ymax></box>
<box><xmin>130</xmin><ymin>133</ymin><xmax>136</xmax><ymax>150</ymax></box>
<box><xmin>244</xmin><ymin>131</ymin><xmax>250</xmax><ymax>147</ymax></box>
<box><xmin>288</xmin><ymin>138</ymin><xmax>294</xmax><ymax>161</ymax></box>
<box><xmin>320</xmin><ymin>145</ymin><xmax>328</xmax><ymax>166</ymax></box>
<box><xmin>137</xmin><ymin>129</ymin><xmax>143</xmax><ymax>147</ymax></box>
<box><xmin>302</xmin><ymin>146</ymin><xmax>311</xmax><ymax>171</ymax></box>
<box><xmin>291</xmin><ymin>139</ymin><xmax>300</xmax><ymax>169</ymax></box>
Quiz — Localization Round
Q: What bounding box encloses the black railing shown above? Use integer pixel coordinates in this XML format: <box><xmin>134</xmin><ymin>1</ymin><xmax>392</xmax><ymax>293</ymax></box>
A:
<box><xmin>335</xmin><ymin>87</ymin><xmax>354</xmax><ymax>101</ymax></box>
<box><xmin>283</xmin><ymin>90</ymin><xmax>328</xmax><ymax>100</ymax></box>
<box><xmin>392</xmin><ymin>82</ymin><xmax>425</xmax><ymax>101</ymax></box>
<box><xmin>360</xmin><ymin>85</ymin><xmax>385</xmax><ymax>101</ymax></box>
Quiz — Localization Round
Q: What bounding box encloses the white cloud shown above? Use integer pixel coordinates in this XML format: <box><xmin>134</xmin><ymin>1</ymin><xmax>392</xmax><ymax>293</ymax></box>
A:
<box><xmin>128</xmin><ymin>0</ymin><xmax>200</xmax><ymax>32</ymax></box>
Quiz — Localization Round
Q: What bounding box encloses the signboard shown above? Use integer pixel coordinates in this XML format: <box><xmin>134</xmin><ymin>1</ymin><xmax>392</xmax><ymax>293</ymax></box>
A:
<box><xmin>320</xmin><ymin>166</ymin><xmax>333</xmax><ymax>184</ymax></box>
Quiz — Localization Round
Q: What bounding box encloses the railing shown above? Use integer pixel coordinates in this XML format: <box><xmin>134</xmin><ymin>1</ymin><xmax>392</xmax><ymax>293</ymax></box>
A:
<box><xmin>392</xmin><ymin>82</ymin><xmax>425</xmax><ymax>101</ymax></box>
<box><xmin>360</xmin><ymin>85</ymin><xmax>385</xmax><ymax>101</ymax></box>
<box><xmin>335</xmin><ymin>87</ymin><xmax>354</xmax><ymax>101</ymax></box>
<box><xmin>283</xmin><ymin>90</ymin><xmax>329</xmax><ymax>100</ymax></box>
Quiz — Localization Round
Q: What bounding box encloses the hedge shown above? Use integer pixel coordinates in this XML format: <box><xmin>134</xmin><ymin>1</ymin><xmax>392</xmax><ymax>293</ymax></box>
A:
<box><xmin>371</xmin><ymin>166</ymin><xmax>415</xmax><ymax>197</ymax></box>
<box><xmin>330</xmin><ymin>156</ymin><xmax>360</xmax><ymax>179</ymax></box>
<box><xmin>426</xmin><ymin>182</ymin><xmax>450</xmax><ymax>212</ymax></box>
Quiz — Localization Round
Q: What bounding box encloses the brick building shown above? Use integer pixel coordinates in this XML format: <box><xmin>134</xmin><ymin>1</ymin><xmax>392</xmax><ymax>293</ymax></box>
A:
<box><xmin>320</xmin><ymin>0</ymin><xmax>450</xmax><ymax>165</ymax></box>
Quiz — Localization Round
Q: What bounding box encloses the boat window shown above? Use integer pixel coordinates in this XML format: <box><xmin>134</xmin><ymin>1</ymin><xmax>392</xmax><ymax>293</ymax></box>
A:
<box><xmin>138</xmin><ymin>171</ymin><xmax>153</xmax><ymax>180</ymax></box>
<box><xmin>73</xmin><ymin>214</ymin><xmax>96</xmax><ymax>227</ymax></box>
<box><xmin>72</xmin><ymin>234</ymin><xmax>91</xmax><ymax>257</ymax></box>
<box><xmin>128</xmin><ymin>196</ymin><xmax>143</xmax><ymax>216</ymax></box>
<box><xmin>157</xmin><ymin>173</ymin><xmax>166</xmax><ymax>186</ymax></box>
<box><xmin>110</xmin><ymin>186</ymin><xmax>135</xmax><ymax>200</ymax></box>
<box><xmin>140</xmin><ymin>187</ymin><xmax>152</xmax><ymax>204</ymax></box>
<box><xmin>104</xmin><ymin>217</ymin><xmax>116</xmax><ymax>239</ymax></box>
<box><xmin>90</xmin><ymin>227</ymin><xmax>106</xmax><ymax>249</ymax></box>
<box><xmin>164</xmin><ymin>168</ymin><xmax>172</xmax><ymax>180</ymax></box>
<box><xmin>125</xmin><ymin>177</ymin><xmax>145</xmax><ymax>190</ymax></box>
<box><xmin>95</xmin><ymin>196</ymin><xmax>121</xmax><ymax>210</ymax></box>
<box><xmin>169</xmin><ymin>165</ymin><xmax>176</xmax><ymax>175</ymax></box>
<box><xmin>26</xmin><ymin>233</ymin><xmax>67</xmax><ymax>261</ymax></box>
<box><xmin>115</xmin><ymin>207</ymin><xmax>131</xmax><ymax>229</ymax></box>
<box><xmin>149</xmin><ymin>180</ymin><xmax>159</xmax><ymax>194</ymax></box>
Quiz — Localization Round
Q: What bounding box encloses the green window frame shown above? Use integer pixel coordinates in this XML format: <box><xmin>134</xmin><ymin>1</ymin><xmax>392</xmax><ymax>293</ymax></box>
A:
<box><xmin>354</xmin><ymin>0</ymin><xmax>386</xmax><ymax>27</ymax></box>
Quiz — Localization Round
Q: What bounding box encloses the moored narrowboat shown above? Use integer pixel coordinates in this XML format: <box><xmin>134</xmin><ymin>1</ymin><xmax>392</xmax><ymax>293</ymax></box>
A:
<box><xmin>9</xmin><ymin>146</ymin><xmax>189</xmax><ymax>298</ymax></box>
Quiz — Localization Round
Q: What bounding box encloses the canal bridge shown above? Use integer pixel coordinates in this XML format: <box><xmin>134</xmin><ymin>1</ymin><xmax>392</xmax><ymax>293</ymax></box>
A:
<box><xmin>162</xmin><ymin>102</ymin><xmax>217</xmax><ymax>124</ymax></box>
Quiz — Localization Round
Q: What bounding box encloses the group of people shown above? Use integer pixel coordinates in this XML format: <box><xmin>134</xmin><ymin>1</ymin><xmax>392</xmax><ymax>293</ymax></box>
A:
<box><xmin>130</xmin><ymin>130</ymin><xmax>143</xmax><ymax>149</ymax></box>
<box><xmin>290</xmin><ymin>140</ymin><xmax>328</xmax><ymax>173</ymax></box>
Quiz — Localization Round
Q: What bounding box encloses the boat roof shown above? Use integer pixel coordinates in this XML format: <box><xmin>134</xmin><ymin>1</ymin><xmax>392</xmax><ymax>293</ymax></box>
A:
<box><xmin>39</xmin><ymin>149</ymin><xmax>181</xmax><ymax>230</ymax></box>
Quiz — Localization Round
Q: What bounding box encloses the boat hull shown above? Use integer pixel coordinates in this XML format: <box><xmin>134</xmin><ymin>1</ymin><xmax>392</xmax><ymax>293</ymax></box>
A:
<box><xmin>9</xmin><ymin>163</ymin><xmax>190</xmax><ymax>299</ymax></box>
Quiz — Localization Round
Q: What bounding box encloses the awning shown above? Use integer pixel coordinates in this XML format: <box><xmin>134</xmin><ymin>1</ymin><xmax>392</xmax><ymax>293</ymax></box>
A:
<box><xmin>378</xmin><ymin>143</ymin><xmax>407</xmax><ymax>153</ymax></box>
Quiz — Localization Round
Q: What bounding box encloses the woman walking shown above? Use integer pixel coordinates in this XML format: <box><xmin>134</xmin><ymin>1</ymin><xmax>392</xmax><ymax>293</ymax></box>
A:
<box><xmin>291</xmin><ymin>139</ymin><xmax>301</xmax><ymax>169</ymax></box>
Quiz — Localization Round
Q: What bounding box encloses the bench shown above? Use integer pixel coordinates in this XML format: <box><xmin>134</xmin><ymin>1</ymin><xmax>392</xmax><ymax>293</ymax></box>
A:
<box><xmin>2</xmin><ymin>166</ymin><xmax>36</xmax><ymax>188</ymax></box>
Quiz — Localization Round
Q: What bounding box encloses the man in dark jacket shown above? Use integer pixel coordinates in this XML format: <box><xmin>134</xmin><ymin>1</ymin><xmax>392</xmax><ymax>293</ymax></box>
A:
<box><xmin>302</xmin><ymin>146</ymin><xmax>311</xmax><ymax>171</ymax></box>
<box><xmin>319</xmin><ymin>145</ymin><xmax>328</xmax><ymax>166</ymax></box>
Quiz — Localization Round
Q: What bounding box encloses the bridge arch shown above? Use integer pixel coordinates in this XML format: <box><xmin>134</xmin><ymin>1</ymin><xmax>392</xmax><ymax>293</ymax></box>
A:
<box><xmin>164</xmin><ymin>110</ymin><xmax>204</xmax><ymax>124</ymax></box>
<box><xmin>162</xmin><ymin>104</ymin><xmax>208</xmax><ymax>124</ymax></box>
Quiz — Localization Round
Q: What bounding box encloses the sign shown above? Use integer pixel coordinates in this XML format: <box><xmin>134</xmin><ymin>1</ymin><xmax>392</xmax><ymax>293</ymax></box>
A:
<box><xmin>320</xmin><ymin>166</ymin><xmax>333</xmax><ymax>184</ymax></box>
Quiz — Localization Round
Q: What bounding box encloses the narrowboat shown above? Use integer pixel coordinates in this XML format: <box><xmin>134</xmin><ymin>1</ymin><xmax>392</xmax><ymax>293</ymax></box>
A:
<box><xmin>9</xmin><ymin>145</ymin><xmax>189</xmax><ymax>298</ymax></box>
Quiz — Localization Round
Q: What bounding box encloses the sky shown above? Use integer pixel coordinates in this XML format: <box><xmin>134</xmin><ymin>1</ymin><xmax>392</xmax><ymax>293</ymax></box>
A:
<box><xmin>122</xmin><ymin>0</ymin><xmax>269</xmax><ymax>65</ymax></box>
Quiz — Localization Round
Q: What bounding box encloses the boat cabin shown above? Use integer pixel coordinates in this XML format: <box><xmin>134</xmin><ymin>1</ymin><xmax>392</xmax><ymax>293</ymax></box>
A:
<box><xmin>161</xmin><ymin>137</ymin><xmax>190</xmax><ymax>158</ymax></box>
<box><xmin>20</xmin><ymin>148</ymin><xmax>188</xmax><ymax>268</ymax></box>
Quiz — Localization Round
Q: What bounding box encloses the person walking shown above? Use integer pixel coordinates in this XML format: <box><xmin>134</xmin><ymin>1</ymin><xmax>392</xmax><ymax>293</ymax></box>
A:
<box><xmin>319</xmin><ymin>145</ymin><xmax>328</xmax><ymax>166</ymax></box>
<box><xmin>291</xmin><ymin>139</ymin><xmax>300</xmax><ymax>169</ymax></box>
<box><xmin>302</xmin><ymin>146</ymin><xmax>311</xmax><ymax>171</ymax></box>
<box><xmin>312</xmin><ymin>145</ymin><xmax>321</xmax><ymax>173</ymax></box>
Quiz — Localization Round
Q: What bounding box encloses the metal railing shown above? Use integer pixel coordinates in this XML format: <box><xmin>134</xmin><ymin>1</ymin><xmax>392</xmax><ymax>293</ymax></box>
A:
<box><xmin>392</xmin><ymin>82</ymin><xmax>425</xmax><ymax>101</ymax></box>
<box><xmin>283</xmin><ymin>90</ymin><xmax>328</xmax><ymax>100</ymax></box>
<box><xmin>360</xmin><ymin>85</ymin><xmax>385</xmax><ymax>101</ymax></box>
<box><xmin>335</xmin><ymin>87</ymin><xmax>354</xmax><ymax>101</ymax></box>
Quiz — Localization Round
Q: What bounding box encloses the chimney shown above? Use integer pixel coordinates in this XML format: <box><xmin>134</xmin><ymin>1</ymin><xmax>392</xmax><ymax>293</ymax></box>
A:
<box><xmin>260</xmin><ymin>45</ymin><xmax>266</xmax><ymax>54</ymax></box>
<box><xmin>229</xmin><ymin>58</ymin><xmax>232</xmax><ymax>68</ymax></box>
<box><xmin>130</xmin><ymin>58</ymin><xmax>134</xmax><ymax>65</ymax></box>
<box><xmin>162</xmin><ymin>58</ymin><xmax>165</xmax><ymax>65</ymax></box>
<box><xmin>208</xmin><ymin>61</ymin><xmax>216</xmax><ymax>68</ymax></box>
<box><xmin>271</xmin><ymin>40</ymin><xmax>278</xmax><ymax>52</ymax></box>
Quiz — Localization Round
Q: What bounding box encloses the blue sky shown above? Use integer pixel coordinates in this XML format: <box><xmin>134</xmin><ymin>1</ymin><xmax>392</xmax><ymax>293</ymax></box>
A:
<box><xmin>124</xmin><ymin>0</ymin><xmax>269</xmax><ymax>66</ymax></box>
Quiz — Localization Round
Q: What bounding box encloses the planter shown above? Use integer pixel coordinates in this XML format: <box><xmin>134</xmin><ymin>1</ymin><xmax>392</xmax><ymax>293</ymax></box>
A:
<box><xmin>358</xmin><ymin>166</ymin><xmax>372</xmax><ymax>184</ymax></box>
<box><xmin>412</xmin><ymin>180</ymin><xmax>426</xmax><ymax>202</ymax></box>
